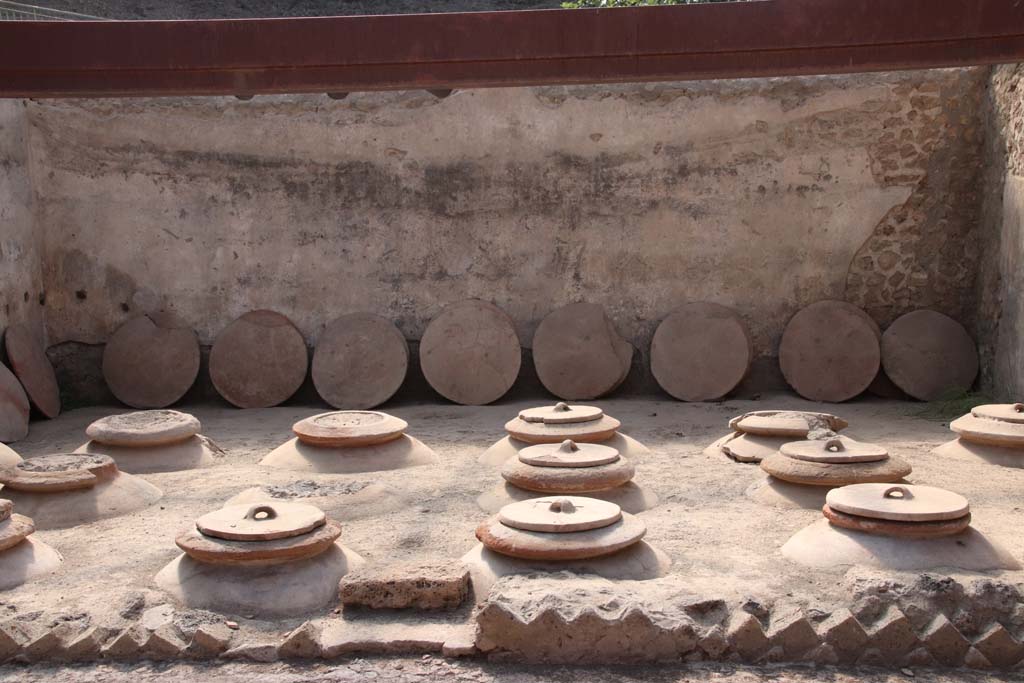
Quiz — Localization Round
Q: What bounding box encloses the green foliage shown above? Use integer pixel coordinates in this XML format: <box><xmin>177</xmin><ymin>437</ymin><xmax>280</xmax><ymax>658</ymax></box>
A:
<box><xmin>562</xmin><ymin>0</ymin><xmax>733</xmax><ymax>7</ymax></box>
<box><xmin>915</xmin><ymin>389</ymin><xmax>992</xmax><ymax>422</ymax></box>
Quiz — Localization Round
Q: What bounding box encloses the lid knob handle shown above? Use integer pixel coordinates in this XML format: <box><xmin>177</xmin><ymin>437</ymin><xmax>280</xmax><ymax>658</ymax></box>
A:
<box><xmin>824</xmin><ymin>438</ymin><xmax>845</xmax><ymax>452</ymax></box>
<box><xmin>245</xmin><ymin>505</ymin><xmax>278</xmax><ymax>521</ymax></box>
<box><xmin>548</xmin><ymin>498</ymin><xmax>576</xmax><ymax>514</ymax></box>
<box><xmin>557</xmin><ymin>439</ymin><xmax>580</xmax><ymax>453</ymax></box>
<box><xmin>553</xmin><ymin>402</ymin><xmax>571</xmax><ymax>412</ymax></box>
<box><xmin>882</xmin><ymin>485</ymin><xmax>912</xmax><ymax>500</ymax></box>
<box><xmin>1014</xmin><ymin>403</ymin><xmax>1024</xmax><ymax>413</ymax></box>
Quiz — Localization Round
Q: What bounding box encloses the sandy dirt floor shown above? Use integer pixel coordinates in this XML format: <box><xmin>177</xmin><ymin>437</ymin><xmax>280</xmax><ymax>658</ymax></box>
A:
<box><xmin>2</xmin><ymin>393</ymin><xmax>1022</xmax><ymax>637</ymax></box>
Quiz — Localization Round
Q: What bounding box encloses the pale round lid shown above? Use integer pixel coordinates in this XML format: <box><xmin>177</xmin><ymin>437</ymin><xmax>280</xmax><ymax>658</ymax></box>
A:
<box><xmin>518</xmin><ymin>403</ymin><xmax>604</xmax><ymax>424</ymax></box>
<box><xmin>196</xmin><ymin>502</ymin><xmax>326</xmax><ymax>541</ymax></box>
<box><xmin>826</xmin><ymin>484</ymin><xmax>969</xmax><ymax>522</ymax></box>
<box><xmin>86</xmin><ymin>409</ymin><xmax>201</xmax><ymax>446</ymax></box>
<box><xmin>498</xmin><ymin>496</ymin><xmax>621</xmax><ymax>533</ymax></box>
<box><xmin>293</xmin><ymin>411</ymin><xmax>407</xmax><ymax>443</ymax></box>
<box><xmin>780</xmin><ymin>436</ymin><xmax>889</xmax><ymax>464</ymax></box>
<box><xmin>729</xmin><ymin>410</ymin><xmax>847</xmax><ymax>436</ymax></box>
<box><xmin>518</xmin><ymin>439</ymin><xmax>620</xmax><ymax>468</ymax></box>
<box><xmin>972</xmin><ymin>403</ymin><xmax>1024</xmax><ymax>424</ymax></box>
<box><xmin>17</xmin><ymin>453</ymin><xmax>113</xmax><ymax>474</ymax></box>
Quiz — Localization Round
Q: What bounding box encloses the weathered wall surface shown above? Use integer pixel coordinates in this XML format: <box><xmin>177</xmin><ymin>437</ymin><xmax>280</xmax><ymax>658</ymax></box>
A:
<box><xmin>979</xmin><ymin>64</ymin><xmax>1024</xmax><ymax>400</ymax></box>
<box><xmin>21</xmin><ymin>69</ymin><xmax>988</xmax><ymax>398</ymax></box>
<box><xmin>0</xmin><ymin>100</ymin><xmax>43</xmax><ymax>338</ymax></box>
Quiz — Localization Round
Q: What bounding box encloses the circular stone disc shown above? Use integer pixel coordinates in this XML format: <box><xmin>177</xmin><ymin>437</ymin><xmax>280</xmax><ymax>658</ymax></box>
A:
<box><xmin>881</xmin><ymin>310</ymin><xmax>979</xmax><ymax>401</ymax></box>
<box><xmin>177</xmin><ymin>518</ymin><xmax>341</xmax><ymax>565</ymax></box>
<box><xmin>826</xmin><ymin>484</ymin><xmax>969</xmax><ymax>522</ymax></box>
<box><xmin>822</xmin><ymin>505</ymin><xmax>970</xmax><ymax>539</ymax></box>
<box><xmin>4</xmin><ymin>324</ymin><xmax>60</xmax><ymax>419</ymax></box>
<box><xmin>532</xmin><ymin>303</ymin><xmax>633</xmax><ymax>401</ymax></box>
<box><xmin>476</xmin><ymin>512</ymin><xmax>645</xmax><ymax>561</ymax></box>
<box><xmin>0</xmin><ymin>363</ymin><xmax>29</xmax><ymax>443</ymax></box>
<box><xmin>0</xmin><ymin>454</ymin><xmax>116</xmax><ymax>492</ymax></box>
<box><xmin>497</xmin><ymin>496</ymin><xmax>621</xmax><ymax>533</ymax></box>
<box><xmin>760</xmin><ymin>452</ymin><xmax>911</xmax><ymax>487</ymax></box>
<box><xmin>779</xmin><ymin>301</ymin><xmax>880</xmax><ymax>403</ymax></box>
<box><xmin>209</xmin><ymin>310</ymin><xmax>308</xmax><ymax>409</ymax></box>
<box><xmin>292</xmin><ymin>411</ymin><xmax>408</xmax><ymax>447</ymax></box>
<box><xmin>950</xmin><ymin>413</ymin><xmax>1024</xmax><ymax>448</ymax></box>
<box><xmin>85</xmin><ymin>410</ymin><xmax>201</xmax><ymax>447</ymax></box>
<box><xmin>729</xmin><ymin>411</ymin><xmax>849</xmax><ymax>437</ymax></box>
<box><xmin>972</xmin><ymin>403</ymin><xmax>1024</xmax><ymax>424</ymax></box>
<box><xmin>502</xmin><ymin>457</ymin><xmax>634</xmax><ymax>493</ymax></box>
<box><xmin>312</xmin><ymin>313</ymin><xmax>409</xmax><ymax>410</ymax></box>
<box><xmin>780</xmin><ymin>436</ymin><xmax>888</xmax><ymax>464</ymax></box>
<box><xmin>518</xmin><ymin>440</ymin><xmax>620</xmax><ymax>468</ymax></box>
<box><xmin>102</xmin><ymin>316</ymin><xmax>200</xmax><ymax>409</ymax></box>
<box><xmin>651</xmin><ymin>302</ymin><xmax>752</xmax><ymax>402</ymax></box>
<box><xmin>518</xmin><ymin>403</ymin><xmax>603</xmax><ymax>424</ymax></box>
<box><xmin>419</xmin><ymin>300</ymin><xmax>521</xmax><ymax>406</ymax></box>
<box><xmin>196</xmin><ymin>502</ymin><xmax>326</xmax><ymax>541</ymax></box>
<box><xmin>504</xmin><ymin>414</ymin><xmax>622</xmax><ymax>444</ymax></box>
<box><xmin>0</xmin><ymin>513</ymin><xmax>35</xmax><ymax>552</ymax></box>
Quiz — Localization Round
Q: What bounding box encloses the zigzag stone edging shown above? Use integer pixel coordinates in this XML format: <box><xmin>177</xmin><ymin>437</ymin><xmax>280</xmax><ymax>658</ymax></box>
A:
<box><xmin>474</xmin><ymin>572</ymin><xmax>1024</xmax><ymax>669</ymax></box>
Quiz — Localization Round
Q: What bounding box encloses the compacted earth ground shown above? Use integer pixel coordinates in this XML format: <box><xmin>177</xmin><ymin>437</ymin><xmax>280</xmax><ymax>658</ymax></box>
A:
<box><xmin>0</xmin><ymin>393</ymin><xmax>1021</xmax><ymax>674</ymax></box>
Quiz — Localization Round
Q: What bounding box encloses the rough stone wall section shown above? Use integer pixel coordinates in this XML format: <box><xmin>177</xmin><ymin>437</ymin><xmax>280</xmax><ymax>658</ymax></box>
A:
<box><xmin>844</xmin><ymin>68</ymin><xmax>988</xmax><ymax>328</ymax></box>
<box><xmin>2</xmin><ymin>571</ymin><xmax>1024</xmax><ymax>669</ymax></box>
<box><xmin>475</xmin><ymin>573</ymin><xmax>1024</xmax><ymax>668</ymax></box>
<box><xmin>0</xmin><ymin>100</ymin><xmax>44</xmax><ymax>336</ymax></box>
<box><xmin>24</xmin><ymin>70</ymin><xmax>986</xmax><ymax>390</ymax></box>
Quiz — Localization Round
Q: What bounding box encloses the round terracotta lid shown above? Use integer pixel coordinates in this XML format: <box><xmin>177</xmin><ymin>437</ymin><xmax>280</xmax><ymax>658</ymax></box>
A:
<box><xmin>518</xmin><ymin>439</ymin><xmax>620</xmax><ymax>468</ymax></box>
<box><xmin>86</xmin><ymin>410</ymin><xmax>201</xmax><ymax>447</ymax></box>
<box><xmin>532</xmin><ymin>303</ymin><xmax>633</xmax><ymax>400</ymax></box>
<box><xmin>196</xmin><ymin>502</ymin><xmax>326</xmax><ymax>541</ymax></box>
<box><xmin>780</xmin><ymin>436</ymin><xmax>889</xmax><ymax>464</ymax></box>
<box><xmin>504</xmin><ymin>413</ymin><xmax>622</xmax><ymax>445</ymax></box>
<box><xmin>651</xmin><ymin>302</ymin><xmax>752</xmax><ymax>402</ymax></box>
<box><xmin>4</xmin><ymin>324</ymin><xmax>60</xmax><ymax>419</ymax></box>
<box><xmin>826</xmin><ymin>483</ymin><xmax>969</xmax><ymax>522</ymax></box>
<box><xmin>881</xmin><ymin>310</ymin><xmax>978</xmax><ymax>401</ymax></box>
<box><xmin>312</xmin><ymin>313</ymin><xmax>408</xmax><ymax>410</ymax></box>
<box><xmin>729</xmin><ymin>410</ymin><xmax>848</xmax><ymax>437</ymax></box>
<box><xmin>972</xmin><ymin>403</ymin><xmax>1024</xmax><ymax>424</ymax></box>
<box><xmin>778</xmin><ymin>301</ymin><xmax>880</xmax><ymax>403</ymax></box>
<box><xmin>102</xmin><ymin>316</ymin><xmax>200</xmax><ymax>409</ymax></box>
<box><xmin>209</xmin><ymin>310</ymin><xmax>308</xmax><ymax>409</ymax></box>
<box><xmin>518</xmin><ymin>403</ymin><xmax>603</xmax><ymax>424</ymax></box>
<box><xmin>419</xmin><ymin>300</ymin><xmax>521</xmax><ymax>406</ymax></box>
<box><xmin>292</xmin><ymin>411</ymin><xmax>408</xmax><ymax>447</ymax></box>
<box><xmin>0</xmin><ymin>363</ymin><xmax>30</xmax><ymax>443</ymax></box>
<box><xmin>0</xmin><ymin>454</ymin><xmax>116</xmax><ymax>492</ymax></box>
<box><xmin>949</xmin><ymin>413</ymin><xmax>1024</xmax><ymax>448</ymax></box>
<box><xmin>497</xmin><ymin>496</ymin><xmax>621</xmax><ymax>533</ymax></box>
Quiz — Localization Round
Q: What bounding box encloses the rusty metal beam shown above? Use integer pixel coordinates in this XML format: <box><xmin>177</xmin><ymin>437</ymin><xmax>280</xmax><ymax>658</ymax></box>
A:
<box><xmin>1</xmin><ymin>0</ymin><xmax>1024</xmax><ymax>97</ymax></box>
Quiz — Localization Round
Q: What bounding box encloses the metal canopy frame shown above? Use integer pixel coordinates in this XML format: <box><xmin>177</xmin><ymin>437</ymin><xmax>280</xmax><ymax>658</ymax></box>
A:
<box><xmin>2</xmin><ymin>0</ymin><xmax>1024</xmax><ymax>97</ymax></box>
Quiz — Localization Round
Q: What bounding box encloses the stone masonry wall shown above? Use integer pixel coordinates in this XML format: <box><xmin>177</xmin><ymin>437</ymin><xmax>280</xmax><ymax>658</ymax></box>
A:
<box><xmin>14</xmin><ymin>68</ymin><xmax>990</xmax><ymax>402</ymax></box>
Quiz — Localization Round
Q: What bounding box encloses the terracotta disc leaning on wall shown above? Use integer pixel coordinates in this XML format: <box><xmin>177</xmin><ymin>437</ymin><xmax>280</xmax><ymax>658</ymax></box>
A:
<box><xmin>312</xmin><ymin>313</ymin><xmax>408</xmax><ymax>410</ymax></box>
<box><xmin>651</xmin><ymin>302</ymin><xmax>752</xmax><ymax>401</ymax></box>
<box><xmin>778</xmin><ymin>300</ymin><xmax>880</xmax><ymax>403</ymax></box>
<box><xmin>419</xmin><ymin>300</ymin><xmax>521</xmax><ymax>405</ymax></box>
<box><xmin>881</xmin><ymin>309</ymin><xmax>979</xmax><ymax>401</ymax></box>
<box><xmin>0</xmin><ymin>364</ymin><xmax>30</xmax><ymax>443</ymax></box>
<box><xmin>102</xmin><ymin>315</ymin><xmax>200</xmax><ymax>409</ymax></box>
<box><xmin>532</xmin><ymin>303</ymin><xmax>633</xmax><ymax>400</ymax></box>
<box><xmin>3</xmin><ymin>324</ymin><xmax>60</xmax><ymax>419</ymax></box>
<box><xmin>209</xmin><ymin>310</ymin><xmax>308</xmax><ymax>409</ymax></box>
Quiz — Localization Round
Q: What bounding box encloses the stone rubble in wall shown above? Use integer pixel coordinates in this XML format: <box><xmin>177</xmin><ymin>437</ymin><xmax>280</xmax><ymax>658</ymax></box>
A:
<box><xmin>2</xmin><ymin>568</ymin><xmax>1024</xmax><ymax>668</ymax></box>
<box><xmin>474</xmin><ymin>572</ymin><xmax>1024</xmax><ymax>669</ymax></box>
